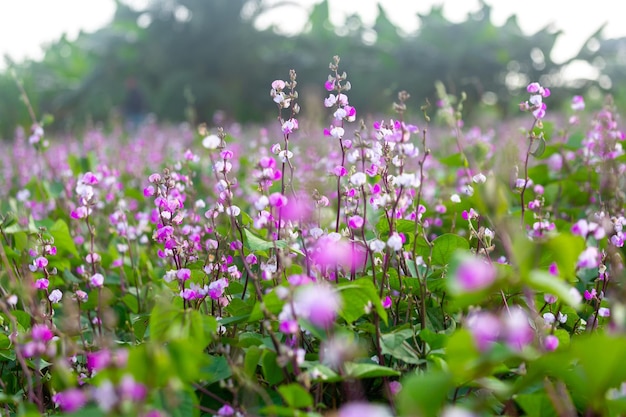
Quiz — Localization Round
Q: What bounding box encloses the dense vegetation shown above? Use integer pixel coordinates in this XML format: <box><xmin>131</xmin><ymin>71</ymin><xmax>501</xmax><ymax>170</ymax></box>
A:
<box><xmin>1</xmin><ymin>0</ymin><xmax>624</xmax><ymax>138</ymax></box>
<box><xmin>1</xmin><ymin>49</ymin><xmax>626</xmax><ymax>415</ymax></box>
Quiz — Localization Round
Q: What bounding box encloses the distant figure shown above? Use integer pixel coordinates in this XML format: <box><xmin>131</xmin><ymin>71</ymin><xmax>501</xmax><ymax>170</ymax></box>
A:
<box><xmin>123</xmin><ymin>77</ymin><xmax>145</xmax><ymax>131</ymax></box>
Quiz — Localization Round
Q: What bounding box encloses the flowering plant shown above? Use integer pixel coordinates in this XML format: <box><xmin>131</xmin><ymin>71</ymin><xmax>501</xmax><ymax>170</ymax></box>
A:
<box><xmin>0</xmin><ymin>56</ymin><xmax>625</xmax><ymax>417</ymax></box>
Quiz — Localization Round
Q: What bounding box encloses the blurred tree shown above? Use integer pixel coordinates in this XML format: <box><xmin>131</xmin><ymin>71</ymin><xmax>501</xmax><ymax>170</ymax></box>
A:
<box><xmin>0</xmin><ymin>0</ymin><xmax>617</xmax><ymax>139</ymax></box>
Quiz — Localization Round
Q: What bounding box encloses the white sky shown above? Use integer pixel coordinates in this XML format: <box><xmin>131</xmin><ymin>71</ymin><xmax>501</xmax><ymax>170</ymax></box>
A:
<box><xmin>0</xmin><ymin>0</ymin><xmax>623</xmax><ymax>67</ymax></box>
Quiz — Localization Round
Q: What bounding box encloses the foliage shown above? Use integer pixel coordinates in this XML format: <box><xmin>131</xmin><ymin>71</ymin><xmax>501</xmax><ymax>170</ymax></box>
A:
<box><xmin>0</xmin><ymin>51</ymin><xmax>625</xmax><ymax>417</ymax></box>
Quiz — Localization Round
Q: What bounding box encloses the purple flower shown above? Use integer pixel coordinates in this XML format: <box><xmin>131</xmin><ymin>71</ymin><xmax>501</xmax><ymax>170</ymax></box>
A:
<box><xmin>34</xmin><ymin>256</ymin><xmax>48</xmax><ymax>269</ymax></box>
<box><xmin>217</xmin><ymin>404</ymin><xmax>235</xmax><ymax>417</ymax></box>
<box><xmin>35</xmin><ymin>278</ymin><xmax>49</xmax><ymax>290</ymax></box>
<box><xmin>295</xmin><ymin>284</ymin><xmax>341</xmax><ymax>328</ymax></box>
<box><xmin>176</xmin><ymin>268</ymin><xmax>191</xmax><ymax>282</ymax></box>
<box><xmin>544</xmin><ymin>335</ymin><xmax>559</xmax><ymax>351</ymax></box>
<box><xmin>339</xmin><ymin>402</ymin><xmax>393</xmax><ymax>417</ymax></box>
<box><xmin>119</xmin><ymin>375</ymin><xmax>147</xmax><ymax>402</ymax></box>
<box><xmin>571</xmin><ymin>95</ymin><xmax>585</xmax><ymax>111</ymax></box>
<box><xmin>453</xmin><ymin>256</ymin><xmax>496</xmax><ymax>293</ymax></box>
<box><xmin>90</xmin><ymin>273</ymin><xmax>105</xmax><ymax>288</ymax></box>
<box><xmin>577</xmin><ymin>246</ymin><xmax>600</xmax><ymax>269</ymax></box>
<box><xmin>466</xmin><ymin>312</ymin><xmax>500</xmax><ymax>352</ymax></box>
<box><xmin>31</xmin><ymin>324</ymin><xmax>54</xmax><ymax>342</ymax></box>
<box><xmin>503</xmin><ymin>308</ymin><xmax>534</xmax><ymax>351</ymax></box>
<box><xmin>52</xmin><ymin>388</ymin><xmax>88</xmax><ymax>413</ymax></box>
<box><xmin>87</xmin><ymin>349</ymin><xmax>112</xmax><ymax>373</ymax></box>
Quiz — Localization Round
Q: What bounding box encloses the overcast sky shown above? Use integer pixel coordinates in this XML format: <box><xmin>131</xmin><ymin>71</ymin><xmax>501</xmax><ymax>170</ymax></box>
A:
<box><xmin>0</xmin><ymin>0</ymin><xmax>623</xmax><ymax>67</ymax></box>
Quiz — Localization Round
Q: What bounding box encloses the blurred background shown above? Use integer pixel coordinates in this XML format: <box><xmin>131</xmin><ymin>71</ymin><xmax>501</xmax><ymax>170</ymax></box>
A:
<box><xmin>1</xmin><ymin>0</ymin><xmax>625</xmax><ymax>139</ymax></box>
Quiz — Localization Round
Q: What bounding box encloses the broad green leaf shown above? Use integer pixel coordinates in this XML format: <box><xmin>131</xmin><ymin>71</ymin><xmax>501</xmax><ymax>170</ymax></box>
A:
<box><xmin>430</xmin><ymin>234</ymin><xmax>469</xmax><ymax>266</ymax></box>
<box><xmin>380</xmin><ymin>329</ymin><xmax>422</xmax><ymax>364</ymax></box>
<box><xmin>527</xmin><ymin>270</ymin><xmax>581</xmax><ymax>309</ymax></box>
<box><xmin>337</xmin><ymin>278</ymin><xmax>387</xmax><ymax>325</ymax></box>
<box><xmin>249</xmin><ymin>289</ymin><xmax>283</xmax><ymax>322</ymax></box>
<box><xmin>244</xmin><ymin>346</ymin><xmax>263</xmax><ymax>378</ymax></box>
<box><xmin>201</xmin><ymin>355</ymin><xmax>232</xmax><ymax>386</ymax></box>
<box><xmin>278</xmin><ymin>383</ymin><xmax>314</xmax><ymax>408</ymax></box>
<box><xmin>49</xmin><ymin>219</ymin><xmax>79</xmax><ymax>258</ymax></box>
<box><xmin>244</xmin><ymin>229</ymin><xmax>287</xmax><ymax>252</ymax></box>
<box><xmin>344</xmin><ymin>362</ymin><xmax>401</xmax><ymax>378</ymax></box>
<box><xmin>515</xmin><ymin>393</ymin><xmax>559</xmax><ymax>417</ymax></box>
<box><xmin>261</xmin><ymin>350</ymin><xmax>285</xmax><ymax>385</ymax></box>
<box><xmin>398</xmin><ymin>371</ymin><xmax>453</xmax><ymax>417</ymax></box>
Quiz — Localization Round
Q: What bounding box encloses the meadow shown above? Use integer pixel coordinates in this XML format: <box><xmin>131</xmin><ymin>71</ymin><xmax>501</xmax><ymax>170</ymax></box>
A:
<box><xmin>0</xmin><ymin>56</ymin><xmax>625</xmax><ymax>417</ymax></box>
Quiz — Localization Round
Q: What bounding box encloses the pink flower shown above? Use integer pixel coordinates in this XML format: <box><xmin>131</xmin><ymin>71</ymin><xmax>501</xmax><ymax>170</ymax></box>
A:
<box><xmin>35</xmin><ymin>278</ymin><xmax>49</xmax><ymax>290</ymax></box>
<box><xmin>271</xmin><ymin>80</ymin><xmax>285</xmax><ymax>90</ymax></box>
<box><xmin>577</xmin><ymin>246</ymin><xmax>600</xmax><ymax>269</ymax></box>
<box><xmin>269</xmin><ymin>192</ymin><xmax>288</xmax><ymax>208</ymax></box>
<box><xmin>466</xmin><ymin>312</ymin><xmax>500</xmax><ymax>352</ymax></box>
<box><xmin>90</xmin><ymin>273</ymin><xmax>104</xmax><ymax>288</ymax></box>
<box><xmin>208</xmin><ymin>278</ymin><xmax>229</xmax><ymax>300</ymax></box>
<box><xmin>35</xmin><ymin>256</ymin><xmax>48</xmax><ymax>269</ymax></box>
<box><xmin>87</xmin><ymin>349</ymin><xmax>111</xmax><ymax>372</ymax></box>
<box><xmin>544</xmin><ymin>334</ymin><xmax>559</xmax><ymax>351</ymax></box>
<box><xmin>348</xmin><ymin>215</ymin><xmax>364</xmax><ymax>229</ymax></box>
<box><xmin>119</xmin><ymin>375</ymin><xmax>147</xmax><ymax>402</ymax></box>
<box><xmin>339</xmin><ymin>402</ymin><xmax>393</xmax><ymax>417</ymax></box>
<box><xmin>53</xmin><ymin>389</ymin><xmax>88</xmax><ymax>413</ymax></box>
<box><xmin>31</xmin><ymin>324</ymin><xmax>54</xmax><ymax>342</ymax></box>
<box><xmin>453</xmin><ymin>256</ymin><xmax>496</xmax><ymax>292</ymax></box>
<box><xmin>324</xmin><ymin>79</ymin><xmax>335</xmax><ymax>91</ymax></box>
<box><xmin>571</xmin><ymin>95</ymin><xmax>585</xmax><ymax>111</ymax></box>
<box><xmin>503</xmin><ymin>308</ymin><xmax>534</xmax><ymax>351</ymax></box>
<box><xmin>295</xmin><ymin>284</ymin><xmax>341</xmax><ymax>328</ymax></box>
<box><xmin>333</xmin><ymin>166</ymin><xmax>347</xmax><ymax>177</ymax></box>
<box><xmin>176</xmin><ymin>268</ymin><xmax>191</xmax><ymax>282</ymax></box>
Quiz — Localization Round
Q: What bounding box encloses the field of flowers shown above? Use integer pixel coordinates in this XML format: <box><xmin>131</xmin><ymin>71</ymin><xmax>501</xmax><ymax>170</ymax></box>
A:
<box><xmin>1</xmin><ymin>56</ymin><xmax>625</xmax><ymax>417</ymax></box>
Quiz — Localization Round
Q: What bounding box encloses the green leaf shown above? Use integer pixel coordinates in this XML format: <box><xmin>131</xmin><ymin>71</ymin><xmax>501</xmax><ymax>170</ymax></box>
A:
<box><xmin>261</xmin><ymin>350</ymin><xmax>285</xmax><ymax>385</ymax></box>
<box><xmin>430</xmin><ymin>234</ymin><xmax>468</xmax><ymax>266</ymax></box>
<box><xmin>64</xmin><ymin>405</ymin><xmax>106</xmax><ymax>417</ymax></box>
<box><xmin>278</xmin><ymin>383</ymin><xmax>314</xmax><ymax>409</ymax></box>
<box><xmin>122</xmin><ymin>293</ymin><xmax>139</xmax><ymax>314</ymax></box>
<box><xmin>244</xmin><ymin>346</ymin><xmax>263</xmax><ymax>378</ymax></box>
<box><xmin>244</xmin><ymin>229</ymin><xmax>287</xmax><ymax>252</ymax></box>
<box><xmin>545</xmin><ymin>233</ymin><xmax>586</xmax><ymax>282</ymax></box>
<box><xmin>515</xmin><ymin>393</ymin><xmax>559</xmax><ymax>417</ymax></box>
<box><xmin>201</xmin><ymin>355</ymin><xmax>232</xmax><ymax>386</ymax></box>
<box><xmin>398</xmin><ymin>371</ymin><xmax>453</xmax><ymax>417</ymax></box>
<box><xmin>526</xmin><ymin>270</ymin><xmax>581</xmax><ymax>309</ymax></box>
<box><xmin>344</xmin><ymin>362</ymin><xmax>401</xmax><ymax>378</ymax></box>
<box><xmin>337</xmin><ymin>278</ymin><xmax>387</xmax><ymax>325</ymax></box>
<box><xmin>249</xmin><ymin>289</ymin><xmax>283</xmax><ymax>322</ymax></box>
<box><xmin>380</xmin><ymin>329</ymin><xmax>423</xmax><ymax>364</ymax></box>
<box><xmin>49</xmin><ymin>219</ymin><xmax>79</xmax><ymax>258</ymax></box>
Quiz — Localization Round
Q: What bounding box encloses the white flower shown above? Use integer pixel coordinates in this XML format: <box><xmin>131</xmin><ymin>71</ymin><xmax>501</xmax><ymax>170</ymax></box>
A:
<box><xmin>330</xmin><ymin>126</ymin><xmax>344</xmax><ymax>139</ymax></box>
<box><xmin>393</xmin><ymin>173</ymin><xmax>420</xmax><ymax>188</ymax></box>
<box><xmin>450</xmin><ymin>194</ymin><xmax>461</xmax><ymax>203</ymax></box>
<box><xmin>90</xmin><ymin>273</ymin><xmax>104</xmax><ymax>288</ymax></box>
<box><xmin>369</xmin><ymin>239</ymin><xmax>386</xmax><ymax>253</ymax></box>
<box><xmin>226</xmin><ymin>205</ymin><xmax>241</xmax><ymax>216</ymax></box>
<box><xmin>350</xmin><ymin>172</ymin><xmax>366</xmax><ymax>187</ymax></box>
<box><xmin>202</xmin><ymin>134</ymin><xmax>221</xmax><ymax>149</ymax></box>
<box><xmin>472</xmin><ymin>173</ymin><xmax>487</xmax><ymax>184</ymax></box>
<box><xmin>543</xmin><ymin>312</ymin><xmax>555</xmax><ymax>325</ymax></box>
<box><xmin>387</xmin><ymin>233</ymin><xmax>403</xmax><ymax>251</ymax></box>
<box><xmin>254</xmin><ymin>195</ymin><xmax>269</xmax><ymax>211</ymax></box>
<box><xmin>49</xmin><ymin>289</ymin><xmax>63</xmax><ymax>303</ymax></box>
